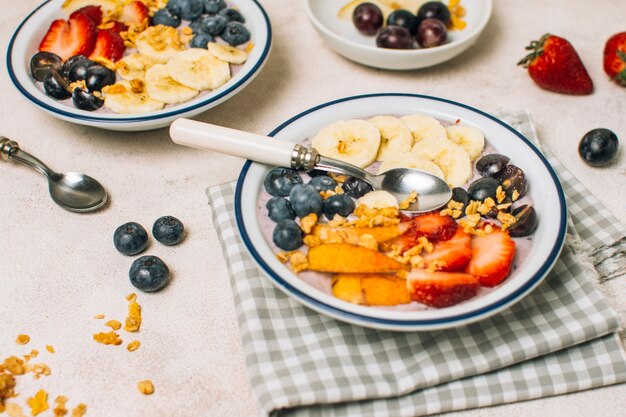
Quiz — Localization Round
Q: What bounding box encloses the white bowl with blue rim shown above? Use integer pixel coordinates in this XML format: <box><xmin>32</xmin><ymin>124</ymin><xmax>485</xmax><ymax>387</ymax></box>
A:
<box><xmin>305</xmin><ymin>0</ymin><xmax>492</xmax><ymax>70</ymax></box>
<box><xmin>7</xmin><ymin>0</ymin><xmax>272</xmax><ymax>131</ymax></box>
<box><xmin>235</xmin><ymin>93</ymin><xmax>567</xmax><ymax>332</ymax></box>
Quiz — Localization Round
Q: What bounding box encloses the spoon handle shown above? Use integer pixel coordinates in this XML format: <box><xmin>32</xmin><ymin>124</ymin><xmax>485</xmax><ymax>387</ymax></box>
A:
<box><xmin>170</xmin><ymin>119</ymin><xmax>318</xmax><ymax>170</ymax></box>
<box><xmin>0</xmin><ymin>138</ymin><xmax>54</xmax><ymax>178</ymax></box>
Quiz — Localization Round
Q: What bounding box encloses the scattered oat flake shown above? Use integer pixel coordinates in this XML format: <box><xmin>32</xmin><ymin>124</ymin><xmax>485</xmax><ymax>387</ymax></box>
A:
<box><xmin>31</xmin><ymin>363</ymin><xmax>51</xmax><ymax>379</ymax></box>
<box><xmin>94</xmin><ymin>314</ymin><xmax>105</xmax><ymax>320</ymax></box>
<box><xmin>70</xmin><ymin>403</ymin><xmax>87</xmax><ymax>417</ymax></box>
<box><xmin>6</xmin><ymin>402</ymin><xmax>27</xmax><ymax>417</ymax></box>
<box><xmin>126</xmin><ymin>293</ymin><xmax>137</xmax><ymax>302</ymax></box>
<box><xmin>399</xmin><ymin>190</ymin><xmax>418</xmax><ymax>210</ymax></box>
<box><xmin>45</xmin><ymin>345</ymin><xmax>55</xmax><ymax>354</ymax></box>
<box><xmin>26</xmin><ymin>389</ymin><xmax>49</xmax><ymax>416</ymax></box>
<box><xmin>0</xmin><ymin>373</ymin><xmax>17</xmax><ymax>405</ymax></box>
<box><xmin>127</xmin><ymin>340</ymin><xmax>141</xmax><ymax>352</ymax></box>
<box><xmin>105</xmin><ymin>320</ymin><xmax>122</xmax><ymax>331</ymax></box>
<box><xmin>137</xmin><ymin>380</ymin><xmax>154</xmax><ymax>395</ymax></box>
<box><xmin>15</xmin><ymin>335</ymin><xmax>30</xmax><ymax>345</ymax></box>
<box><xmin>124</xmin><ymin>298</ymin><xmax>142</xmax><ymax>333</ymax></box>
<box><xmin>244</xmin><ymin>42</ymin><xmax>255</xmax><ymax>53</ymax></box>
<box><xmin>3</xmin><ymin>357</ymin><xmax>26</xmax><ymax>375</ymax></box>
<box><xmin>93</xmin><ymin>331</ymin><xmax>123</xmax><ymax>346</ymax></box>
<box><xmin>52</xmin><ymin>396</ymin><xmax>68</xmax><ymax>417</ymax></box>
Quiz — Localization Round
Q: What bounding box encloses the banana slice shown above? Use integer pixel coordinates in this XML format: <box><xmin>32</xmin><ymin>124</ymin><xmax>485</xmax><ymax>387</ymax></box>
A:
<box><xmin>207</xmin><ymin>42</ymin><xmax>248</xmax><ymax>65</ymax></box>
<box><xmin>378</xmin><ymin>152</ymin><xmax>444</xmax><ymax>179</ymax></box>
<box><xmin>104</xmin><ymin>80</ymin><xmax>165</xmax><ymax>114</ymax></box>
<box><xmin>399</xmin><ymin>114</ymin><xmax>447</xmax><ymax>143</ymax></box>
<box><xmin>367</xmin><ymin>115</ymin><xmax>413</xmax><ymax>162</ymax></box>
<box><xmin>116</xmin><ymin>53</ymin><xmax>158</xmax><ymax>81</ymax></box>
<box><xmin>135</xmin><ymin>25</ymin><xmax>186</xmax><ymax>64</ymax></box>
<box><xmin>167</xmin><ymin>49</ymin><xmax>231</xmax><ymax>91</ymax></box>
<box><xmin>62</xmin><ymin>0</ymin><xmax>119</xmax><ymax>14</ymax></box>
<box><xmin>311</xmin><ymin>120</ymin><xmax>381</xmax><ymax>169</ymax></box>
<box><xmin>145</xmin><ymin>64</ymin><xmax>200</xmax><ymax>104</ymax></box>
<box><xmin>358</xmin><ymin>190</ymin><xmax>399</xmax><ymax>209</ymax></box>
<box><xmin>412</xmin><ymin>137</ymin><xmax>472</xmax><ymax>187</ymax></box>
<box><xmin>445</xmin><ymin>124</ymin><xmax>485</xmax><ymax>162</ymax></box>
<box><xmin>338</xmin><ymin>0</ymin><xmax>395</xmax><ymax>21</ymax></box>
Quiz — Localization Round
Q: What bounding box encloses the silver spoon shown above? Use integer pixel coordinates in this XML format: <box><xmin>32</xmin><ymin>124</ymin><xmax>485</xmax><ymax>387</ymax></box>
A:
<box><xmin>0</xmin><ymin>137</ymin><xmax>108</xmax><ymax>213</ymax></box>
<box><xmin>169</xmin><ymin>119</ymin><xmax>451</xmax><ymax>213</ymax></box>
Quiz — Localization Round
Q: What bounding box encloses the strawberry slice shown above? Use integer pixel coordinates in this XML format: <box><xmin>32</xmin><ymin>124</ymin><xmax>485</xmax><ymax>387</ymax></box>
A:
<box><xmin>420</xmin><ymin>227</ymin><xmax>472</xmax><ymax>272</ymax></box>
<box><xmin>393</xmin><ymin>213</ymin><xmax>457</xmax><ymax>252</ymax></box>
<box><xmin>70</xmin><ymin>5</ymin><xmax>103</xmax><ymax>26</ymax></box>
<box><xmin>407</xmin><ymin>269</ymin><xmax>479</xmax><ymax>308</ymax></box>
<box><xmin>106</xmin><ymin>21</ymin><xmax>129</xmax><ymax>34</ymax></box>
<box><xmin>467</xmin><ymin>226</ymin><xmax>516</xmax><ymax>287</ymax></box>
<box><xmin>38</xmin><ymin>13</ymin><xmax>97</xmax><ymax>61</ymax></box>
<box><xmin>89</xmin><ymin>30</ymin><xmax>125</xmax><ymax>62</ymax></box>
<box><xmin>119</xmin><ymin>1</ymin><xmax>149</xmax><ymax>28</ymax></box>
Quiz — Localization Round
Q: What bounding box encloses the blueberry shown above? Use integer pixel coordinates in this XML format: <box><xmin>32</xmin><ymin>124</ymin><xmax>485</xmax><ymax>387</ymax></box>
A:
<box><xmin>272</xmin><ymin>219</ymin><xmax>303</xmax><ymax>251</ymax></box>
<box><xmin>68</xmin><ymin>58</ymin><xmax>96</xmax><ymax>82</ymax></box>
<box><xmin>203</xmin><ymin>0</ymin><xmax>226</xmax><ymax>14</ymax></box>
<box><xmin>218</xmin><ymin>7</ymin><xmax>245</xmax><ymax>23</ymax></box>
<box><xmin>263</xmin><ymin>167</ymin><xmax>303</xmax><ymax>197</ymax></box>
<box><xmin>113</xmin><ymin>222</ymin><xmax>149</xmax><ymax>256</ymax></box>
<box><xmin>85</xmin><ymin>65</ymin><xmax>116</xmax><ymax>92</ymax></box>
<box><xmin>265</xmin><ymin>197</ymin><xmax>295</xmax><ymax>222</ymax></box>
<box><xmin>341</xmin><ymin>176</ymin><xmax>373</xmax><ymax>198</ymax></box>
<box><xmin>152</xmin><ymin>216</ymin><xmax>185</xmax><ymax>245</ymax></box>
<box><xmin>201</xmin><ymin>14</ymin><xmax>227</xmax><ymax>35</ymax></box>
<box><xmin>306</xmin><ymin>169</ymin><xmax>330</xmax><ymax>178</ymax></box>
<box><xmin>72</xmin><ymin>88</ymin><xmax>104</xmax><ymax>111</ymax></box>
<box><xmin>323</xmin><ymin>194</ymin><xmax>355</xmax><ymax>219</ymax></box>
<box><xmin>129</xmin><ymin>256</ymin><xmax>170</xmax><ymax>292</ymax></box>
<box><xmin>43</xmin><ymin>69</ymin><xmax>71</xmax><ymax>100</ymax></box>
<box><xmin>189</xmin><ymin>17</ymin><xmax>207</xmax><ymax>34</ymax></box>
<box><xmin>289</xmin><ymin>184</ymin><xmax>323</xmax><ymax>217</ymax></box>
<box><xmin>578</xmin><ymin>128</ymin><xmax>619</xmax><ymax>167</ymax></box>
<box><xmin>152</xmin><ymin>8</ymin><xmax>181</xmax><ymax>27</ymax></box>
<box><xmin>220</xmin><ymin>21</ymin><xmax>250</xmax><ymax>46</ymax></box>
<box><xmin>179</xmin><ymin>0</ymin><xmax>204</xmax><ymax>21</ymax></box>
<box><xmin>30</xmin><ymin>52</ymin><xmax>62</xmax><ymax>82</ymax></box>
<box><xmin>190</xmin><ymin>33</ymin><xmax>214</xmax><ymax>48</ymax></box>
<box><xmin>308</xmin><ymin>175</ymin><xmax>337</xmax><ymax>192</ymax></box>
<box><xmin>166</xmin><ymin>0</ymin><xmax>184</xmax><ymax>16</ymax></box>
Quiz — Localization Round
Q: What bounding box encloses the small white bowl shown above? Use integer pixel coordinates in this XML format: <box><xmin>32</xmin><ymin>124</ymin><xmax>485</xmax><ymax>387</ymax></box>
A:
<box><xmin>305</xmin><ymin>0</ymin><xmax>492</xmax><ymax>70</ymax></box>
<box><xmin>7</xmin><ymin>0</ymin><xmax>272</xmax><ymax>131</ymax></box>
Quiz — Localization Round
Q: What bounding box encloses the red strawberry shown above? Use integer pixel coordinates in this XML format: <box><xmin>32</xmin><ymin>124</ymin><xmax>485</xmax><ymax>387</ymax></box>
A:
<box><xmin>89</xmin><ymin>30</ymin><xmax>125</xmax><ymax>62</ymax></box>
<box><xmin>407</xmin><ymin>270</ymin><xmax>479</xmax><ymax>308</ymax></box>
<box><xmin>106</xmin><ymin>21</ymin><xmax>129</xmax><ymax>34</ymax></box>
<box><xmin>603</xmin><ymin>32</ymin><xmax>626</xmax><ymax>87</ymax></box>
<box><xmin>420</xmin><ymin>227</ymin><xmax>472</xmax><ymax>272</ymax></box>
<box><xmin>38</xmin><ymin>13</ymin><xmax>97</xmax><ymax>61</ymax></box>
<box><xmin>467</xmin><ymin>226</ymin><xmax>516</xmax><ymax>287</ymax></box>
<box><xmin>393</xmin><ymin>213</ymin><xmax>457</xmax><ymax>253</ymax></box>
<box><xmin>518</xmin><ymin>33</ymin><xmax>593</xmax><ymax>95</ymax></box>
<box><xmin>70</xmin><ymin>5</ymin><xmax>102</xmax><ymax>26</ymax></box>
<box><xmin>119</xmin><ymin>1</ymin><xmax>149</xmax><ymax>28</ymax></box>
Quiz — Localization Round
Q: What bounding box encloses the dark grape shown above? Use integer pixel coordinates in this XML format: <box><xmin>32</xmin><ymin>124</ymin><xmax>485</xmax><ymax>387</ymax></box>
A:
<box><xmin>508</xmin><ymin>205</ymin><xmax>538</xmax><ymax>237</ymax></box>
<box><xmin>416</xmin><ymin>1</ymin><xmax>451</xmax><ymax>26</ymax></box>
<box><xmin>416</xmin><ymin>18</ymin><xmax>447</xmax><ymax>48</ymax></box>
<box><xmin>578</xmin><ymin>128</ymin><xmax>619</xmax><ymax>167</ymax></box>
<box><xmin>468</xmin><ymin>177</ymin><xmax>499</xmax><ymax>202</ymax></box>
<box><xmin>450</xmin><ymin>187</ymin><xmax>469</xmax><ymax>213</ymax></box>
<box><xmin>497</xmin><ymin>165</ymin><xmax>527</xmax><ymax>201</ymax></box>
<box><xmin>342</xmin><ymin>176</ymin><xmax>373</xmax><ymax>198</ymax></box>
<box><xmin>376</xmin><ymin>26</ymin><xmax>414</xmax><ymax>49</ymax></box>
<box><xmin>85</xmin><ymin>65</ymin><xmax>116</xmax><ymax>92</ymax></box>
<box><xmin>43</xmin><ymin>68</ymin><xmax>71</xmax><ymax>100</ymax></box>
<box><xmin>30</xmin><ymin>52</ymin><xmax>62</xmax><ymax>82</ymax></box>
<box><xmin>476</xmin><ymin>154</ymin><xmax>510</xmax><ymax>178</ymax></box>
<box><xmin>72</xmin><ymin>88</ymin><xmax>104</xmax><ymax>111</ymax></box>
<box><xmin>352</xmin><ymin>2</ymin><xmax>384</xmax><ymax>36</ymax></box>
<box><xmin>387</xmin><ymin>9</ymin><xmax>419</xmax><ymax>34</ymax></box>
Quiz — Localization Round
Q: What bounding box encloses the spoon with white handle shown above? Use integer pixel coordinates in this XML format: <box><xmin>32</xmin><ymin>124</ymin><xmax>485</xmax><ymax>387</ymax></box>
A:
<box><xmin>169</xmin><ymin>118</ymin><xmax>451</xmax><ymax>213</ymax></box>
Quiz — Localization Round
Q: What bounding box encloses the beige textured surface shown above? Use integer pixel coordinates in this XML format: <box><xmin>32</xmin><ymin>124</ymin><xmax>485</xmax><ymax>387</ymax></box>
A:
<box><xmin>0</xmin><ymin>1</ymin><xmax>624</xmax><ymax>416</ymax></box>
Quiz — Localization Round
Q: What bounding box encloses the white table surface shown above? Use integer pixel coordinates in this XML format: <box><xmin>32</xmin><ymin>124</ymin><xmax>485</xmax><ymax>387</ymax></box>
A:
<box><xmin>1</xmin><ymin>1</ymin><xmax>624</xmax><ymax>416</ymax></box>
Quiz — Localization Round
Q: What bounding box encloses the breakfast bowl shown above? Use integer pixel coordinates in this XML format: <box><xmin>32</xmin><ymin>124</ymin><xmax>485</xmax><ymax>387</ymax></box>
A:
<box><xmin>7</xmin><ymin>0</ymin><xmax>272</xmax><ymax>131</ymax></box>
<box><xmin>235</xmin><ymin>93</ymin><xmax>567</xmax><ymax>331</ymax></box>
<box><xmin>305</xmin><ymin>0</ymin><xmax>492</xmax><ymax>70</ymax></box>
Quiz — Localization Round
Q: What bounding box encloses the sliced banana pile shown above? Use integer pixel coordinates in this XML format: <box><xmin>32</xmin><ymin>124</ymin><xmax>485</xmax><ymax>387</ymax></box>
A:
<box><xmin>104</xmin><ymin>25</ymin><xmax>249</xmax><ymax>114</ymax></box>
<box><xmin>309</xmin><ymin>114</ymin><xmax>486</xmax><ymax>188</ymax></box>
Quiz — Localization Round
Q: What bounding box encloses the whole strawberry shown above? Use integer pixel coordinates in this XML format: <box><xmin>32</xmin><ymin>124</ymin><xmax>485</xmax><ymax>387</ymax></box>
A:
<box><xmin>603</xmin><ymin>32</ymin><xmax>626</xmax><ymax>86</ymax></box>
<box><xmin>518</xmin><ymin>34</ymin><xmax>593</xmax><ymax>95</ymax></box>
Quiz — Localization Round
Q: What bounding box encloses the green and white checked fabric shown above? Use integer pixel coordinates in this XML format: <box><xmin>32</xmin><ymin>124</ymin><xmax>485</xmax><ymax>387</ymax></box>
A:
<box><xmin>207</xmin><ymin>110</ymin><xmax>626</xmax><ymax>417</ymax></box>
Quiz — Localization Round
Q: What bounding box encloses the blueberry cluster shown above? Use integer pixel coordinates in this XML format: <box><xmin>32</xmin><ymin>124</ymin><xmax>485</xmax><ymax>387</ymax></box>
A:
<box><xmin>113</xmin><ymin>216</ymin><xmax>185</xmax><ymax>292</ymax></box>
<box><xmin>263</xmin><ymin>168</ymin><xmax>372</xmax><ymax>251</ymax></box>
<box><xmin>30</xmin><ymin>52</ymin><xmax>116</xmax><ymax>111</ymax></box>
<box><xmin>153</xmin><ymin>0</ymin><xmax>251</xmax><ymax>48</ymax></box>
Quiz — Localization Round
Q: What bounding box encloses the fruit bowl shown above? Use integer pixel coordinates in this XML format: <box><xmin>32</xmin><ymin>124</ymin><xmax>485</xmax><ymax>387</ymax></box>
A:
<box><xmin>305</xmin><ymin>0</ymin><xmax>492</xmax><ymax>70</ymax></box>
<box><xmin>235</xmin><ymin>93</ymin><xmax>567</xmax><ymax>331</ymax></box>
<box><xmin>7</xmin><ymin>0</ymin><xmax>271</xmax><ymax>131</ymax></box>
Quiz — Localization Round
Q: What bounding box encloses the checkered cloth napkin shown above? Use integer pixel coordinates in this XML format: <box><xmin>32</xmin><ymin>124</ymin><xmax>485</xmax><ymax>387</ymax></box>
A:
<box><xmin>207</xmin><ymin>110</ymin><xmax>626</xmax><ymax>417</ymax></box>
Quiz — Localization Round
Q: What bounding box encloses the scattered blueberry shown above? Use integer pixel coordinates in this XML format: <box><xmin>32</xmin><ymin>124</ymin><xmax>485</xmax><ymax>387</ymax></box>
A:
<box><xmin>272</xmin><ymin>219</ymin><xmax>303</xmax><ymax>251</ymax></box>
<box><xmin>85</xmin><ymin>65</ymin><xmax>116</xmax><ymax>92</ymax></box>
<box><xmin>323</xmin><ymin>194</ymin><xmax>355</xmax><ymax>219</ymax></box>
<box><xmin>152</xmin><ymin>8</ymin><xmax>181</xmax><ymax>27</ymax></box>
<box><xmin>129</xmin><ymin>255</ymin><xmax>170</xmax><ymax>292</ymax></box>
<box><xmin>266</xmin><ymin>197</ymin><xmax>296</xmax><ymax>222</ymax></box>
<box><xmin>578</xmin><ymin>128</ymin><xmax>619</xmax><ymax>167</ymax></box>
<box><xmin>68</xmin><ymin>58</ymin><xmax>96</xmax><ymax>82</ymax></box>
<box><xmin>263</xmin><ymin>168</ymin><xmax>303</xmax><ymax>197</ymax></box>
<box><xmin>30</xmin><ymin>52</ymin><xmax>62</xmax><ymax>82</ymax></box>
<box><xmin>467</xmin><ymin>177</ymin><xmax>499</xmax><ymax>202</ymax></box>
<box><xmin>152</xmin><ymin>216</ymin><xmax>185</xmax><ymax>246</ymax></box>
<box><xmin>113</xmin><ymin>222</ymin><xmax>149</xmax><ymax>256</ymax></box>
<box><xmin>179</xmin><ymin>0</ymin><xmax>204</xmax><ymax>21</ymax></box>
<box><xmin>43</xmin><ymin>70</ymin><xmax>71</xmax><ymax>100</ymax></box>
<box><xmin>72</xmin><ymin>88</ymin><xmax>104</xmax><ymax>111</ymax></box>
<box><xmin>203</xmin><ymin>0</ymin><xmax>226</xmax><ymax>14</ymax></box>
<box><xmin>341</xmin><ymin>176</ymin><xmax>373</xmax><ymax>198</ymax></box>
<box><xmin>221</xmin><ymin>21</ymin><xmax>250</xmax><ymax>46</ymax></box>
<box><xmin>190</xmin><ymin>33</ymin><xmax>214</xmax><ymax>48</ymax></box>
<box><xmin>289</xmin><ymin>184</ymin><xmax>323</xmax><ymax>217</ymax></box>
<box><xmin>219</xmin><ymin>7</ymin><xmax>245</xmax><ymax>23</ymax></box>
<box><xmin>308</xmin><ymin>175</ymin><xmax>337</xmax><ymax>192</ymax></box>
<box><xmin>201</xmin><ymin>14</ymin><xmax>227</xmax><ymax>35</ymax></box>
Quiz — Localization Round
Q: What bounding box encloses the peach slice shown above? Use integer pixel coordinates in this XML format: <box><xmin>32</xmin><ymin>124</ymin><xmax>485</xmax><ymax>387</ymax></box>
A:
<box><xmin>332</xmin><ymin>274</ymin><xmax>411</xmax><ymax>306</ymax></box>
<box><xmin>310</xmin><ymin>222</ymin><xmax>412</xmax><ymax>245</ymax></box>
<box><xmin>307</xmin><ymin>244</ymin><xmax>407</xmax><ymax>273</ymax></box>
